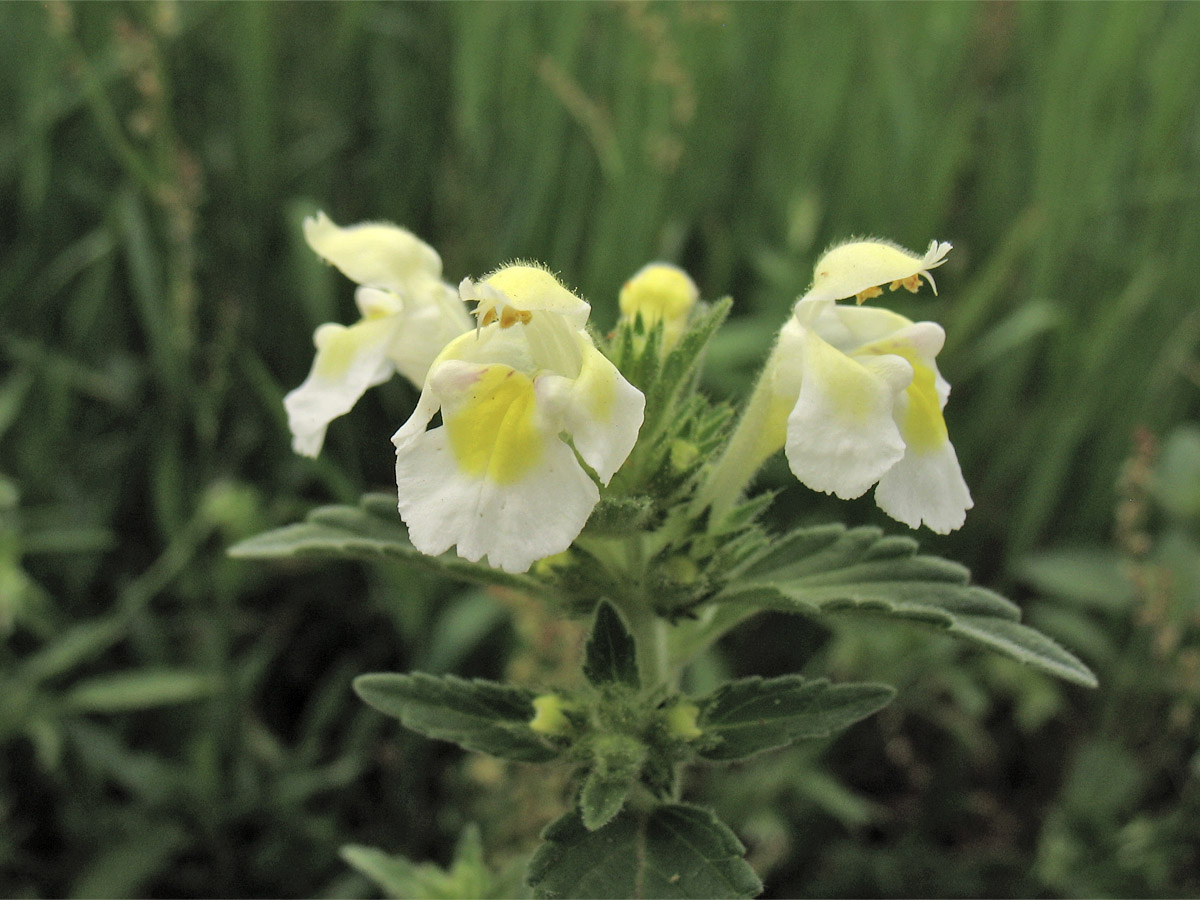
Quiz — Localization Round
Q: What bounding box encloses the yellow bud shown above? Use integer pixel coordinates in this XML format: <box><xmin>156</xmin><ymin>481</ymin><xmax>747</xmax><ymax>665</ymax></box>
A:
<box><xmin>529</xmin><ymin>694</ymin><xmax>576</xmax><ymax>736</ymax></box>
<box><xmin>662</xmin><ymin>554</ymin><xmax>700</xmax><ymax>587</ymax></box>
<box><xmin>663</xmin><ymin>702</ymin><xmax>702</xmax><ymax>741</ymax></box>
<box><xmin>532</xmin><ymin>549</ymin><xmax>573</xmax><ymax>577</ymax></box>
<box><xmin>669</xmin><ymin>439</ymin><xmax>700</xmax><ymax>473</ymax></box>
<box><xmin>619</xmin><ymin>263</ymin><xmax>699</xmax><ymax>350</ymax></box>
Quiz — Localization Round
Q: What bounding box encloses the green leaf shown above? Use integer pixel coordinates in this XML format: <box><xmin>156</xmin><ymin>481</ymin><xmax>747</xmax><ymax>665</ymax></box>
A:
<box><xmin>1013</xmin><ymin>548</ymin><xmax>1133</xmax><ymax>612</ymax></box>
<box><xmin>579</xmin><ymin>734</ymin><xmax>647</xmax><ymax>831</ymax></box>
<box><xmin>648</xmin><ymin>298</ymin><xmax>733</xmax><ymax>417</ymax></box>
<box><xmin>527</xmin><ymin>803</ymin><xmax>761</xmax><ymax>899</ymax></box>
<box><xmin>68</xmin><ymin>821</ymin><xmax>189</xmax><ymax>899</ymax></box>
<box><xmin>229</xmin><ymin>495</ymin><xmax>552</xmax><ymax>598</ymax></box>
<box><xmin>582</xmin><ymin>495</ymin><xmax>656</xmax><ymax>537</ymax></box>
<box><xmin>583</xmin><ymin>601</ymin><xmax>640</xmax><ymax>689</ymax></box>
<box><xmin>715</xmin><ymin>524</ymin><xmax>1097</xmax><ymax>687</ymax></box>
<box><xmin>62</xmin><ymin>669</ymin><xmax>220</xmax><ymax>713</ymax></box>
<box><xmin>353</xmin><ymin>672</ymin><xmax>559</xmax><ymax>762</ymax></box>
<box><xmin>342</xmin><ymin>825</ymin><xmax>528</xmax><ymax>900</ymax></box>
<box><xmin>579</xmin><ymin>769</ymin><xmax>636</xmax><ymax>834</ymax></box>
<box><xmin>694</xmin><ymin>675</ymin><xmax>895</xmax><ymax>761</ymax></box>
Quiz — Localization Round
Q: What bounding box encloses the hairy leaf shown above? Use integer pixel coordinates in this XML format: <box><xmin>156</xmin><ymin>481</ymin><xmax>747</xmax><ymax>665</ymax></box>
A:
<box><xmin>527</xmin><ymin>803</ymin><xmax>761</xmax><ymax>899</ymax></box>
<box><xmin>229</xmin><ymin>495</ymin><xmax>550</xmax><ymax>597</ymax></box>
<box><xmin>695</xmin><ymin>675</ymin><xmax>895</xmax><ymax>761</ymax></box>
<box><xmin>354</xmin><ymin>673</ymin><xmax>559</xmax><ymax>762</ymax></box>
<box><xmin>715</xmin><ymin>524</ymin><xmax>1097</xmax><ymax>687</ymax></box>
<box><xmin>583</xmin><ymin>601</ymin><xmax>640</xmax><ymax>689</ymax></box>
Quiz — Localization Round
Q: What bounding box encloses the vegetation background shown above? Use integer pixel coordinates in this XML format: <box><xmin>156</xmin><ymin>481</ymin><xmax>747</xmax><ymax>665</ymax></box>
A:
<box><xmin>3</xmin><ymin>2</ymin><xmax>1200</xmax><ymax>897</ymax></box>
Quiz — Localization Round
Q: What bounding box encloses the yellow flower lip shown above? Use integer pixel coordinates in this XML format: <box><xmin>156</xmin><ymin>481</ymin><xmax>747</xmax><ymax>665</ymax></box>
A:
<box><xmin>800</xmin><ymin>238</ymin><xmax>952</xmax><ymax>306</ymax></box>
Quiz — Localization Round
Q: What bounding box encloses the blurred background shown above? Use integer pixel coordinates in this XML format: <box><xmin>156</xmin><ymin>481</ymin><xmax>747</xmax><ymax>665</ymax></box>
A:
<box><xmin>3</xmin><ymin>2</ymin><xmax>1200</xmax><ymax>897</ymax></box>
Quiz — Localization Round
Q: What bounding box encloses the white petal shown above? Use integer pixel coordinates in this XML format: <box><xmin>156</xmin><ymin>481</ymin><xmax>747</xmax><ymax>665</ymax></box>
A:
<box><xmin>284</xmin><ymin>317</ymin><xmax>398</xmax><ymax>457</ymax></box>
<box><xmin>380</xmin><ymin>284</ymin><xmax>478</xmax><ymax>386</ymax></box>
<box><xmin>552</xmin><ymin>338</ymin><xmax>645</xmax><ymax>484</ymax></box>
<box><xmin>820</xmin><ymin>303</ymin><xmax>916</xmax><ymax>349</ymax></box>
<box><xmin>394</xmin><ymin>426</ymin><xmax>599</xmax><ymax>573</ymax></box>
<box><xmin>874</xmin><ymin>440</ymin><xmax>973</xmax><ymax>533</ymax></box>
<box><xmin>304</xmin><ymin>211</ymin><xmax>443</xmax><ymax>295</ymax></box>
<box><xmin>785</xmin><ymin>326</ymin><xmax>910</xmax><ymax>499</ymax></box>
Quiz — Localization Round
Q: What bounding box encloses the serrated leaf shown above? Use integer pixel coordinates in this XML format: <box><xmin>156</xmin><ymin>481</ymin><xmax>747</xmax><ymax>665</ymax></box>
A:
<box><xmin>621</xmin><ymin>299</ymin><xmax>733</xmax><ymax>449</ymax></box>
<box><xmin>715</xmin><ymin>524</ymin><xmax>1097</xmax><ymax>687</ymax></box>
<box><xmin>648</xmin><ymin>298</ymin><xmax>733</xmax><ymax>414</ymax></box>
<box><xmin>583</xmin><ymin>602</ymin><xmax>640</xmax><ymax>689</ymax></box>
<box><xmin>694</xmin><ymin>675</ymin><xmax>894</xmax><ymax>761</ymax></box>
<box><xmin>229</xmin><ymin>496</ymin><xmax>550</xmax><ymax>597</ymax></box>
<box><xmin>527</xmin><ymin>803</ymin><xmax>761</xmax><ymax>899</ymax></box>
<box><xmin>354</xmin><ymin>673</ymin><xmax>559</xmax><ymax>762</ymax></box>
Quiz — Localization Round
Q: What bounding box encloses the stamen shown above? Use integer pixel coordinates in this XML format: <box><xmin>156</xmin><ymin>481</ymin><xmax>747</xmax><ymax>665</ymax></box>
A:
<box><xmin>855</xmin><ymin>285</ymin><xmax>883</xmax><ymax>305</ymax></box>
<box><xmin>499</xmin><ymin>307</ymin><xmax>533</xmax><ymax>328</ymax></box>
<box><xmin>889</xmin><ymin>274</ymin><xmax>923</xmax><ymax>294</ymax></box>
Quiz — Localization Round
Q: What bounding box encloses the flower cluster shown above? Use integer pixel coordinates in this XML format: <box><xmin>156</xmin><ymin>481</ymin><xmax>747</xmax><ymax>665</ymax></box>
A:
<box><xmin>286</xmin><ymin>215</ymin><xmax>971</xmax><ymax>575</ymax></box>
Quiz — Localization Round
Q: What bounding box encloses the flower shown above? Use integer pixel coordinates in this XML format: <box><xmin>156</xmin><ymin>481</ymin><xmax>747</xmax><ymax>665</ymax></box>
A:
<box><xmin>392</xmin><ymin>265</ymin><xmax>646</xmax><ymax>573</ymax></box>
<box><xmin>773</xmin><ymin>239</ymin><xmax>971</xmax><ymax>533</ymax></box>
<box><xmin>284</xmin><ymin>212</ymin><xmax>473</xmax><ymax>457</ymax></box>
<box><xmin>618</xmin><ymin>262</ymin><xmax>699</xmax><ymax>351</ymax></box>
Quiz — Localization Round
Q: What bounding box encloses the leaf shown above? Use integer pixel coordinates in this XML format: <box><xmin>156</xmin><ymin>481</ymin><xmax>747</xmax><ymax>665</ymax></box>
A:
<box><xmin>229</xmin><ymin>495</ymin><xmax>552</xmax><ymax>598</ymax></box>
<box><xmin>68</xmin><ymin>821</ymin><xmax>189</xmax><ymax>900</ymax></box>
<box><xmin>648</xmin><ymin>298</ymin><xmax>733</xmax><ymax>418</ymax></box>
<box><xmin>1012</xmin><ymin>548</ymin><xmax>1134</xmax><ymax>612</ymax></box>
<box><xmin>341</xmin><ymin>825</ymin><xmax>528</xmax><ymax>900</ymax></box>
<box><xmin>527</xmin><ymin>803</ymin><xmax>761</xmax><ymax>899</ymax></box>
<box><xmin>582</xmin><ymin>495</ymin><xmax>656</xmax><ymax>537</ymax></box>
<box><xmin>62</xmin><ymin>669</ymin><xmax>220</xmax><ymax>713</ymax></box>
<box><xmin>353</xmin><ymin>672</ymin><xmax>559</xmax><ymax>762</ymax></box>
<box><xmin>715</xmin><ymin>524</ymin><xmax>1097</xmax><ymax>687</ymax></box>
<box><xmin>579</xmin><ymin>734</ymin><xmax>647</xmax><ymax>831</ymax></box>
<box><xmin>582</xmin><ymin>601</ymin><xmax>640</xmax><ymax>689</ymax></box>
<box><xmin>579</xmin><ymin>767</ymin><xmax>636</xmax><ymax>834</ymax></box>
<box><xmin>694</xmin><ymin>675</ymin><xmax>895</xmax><ymax>761</ymax></box>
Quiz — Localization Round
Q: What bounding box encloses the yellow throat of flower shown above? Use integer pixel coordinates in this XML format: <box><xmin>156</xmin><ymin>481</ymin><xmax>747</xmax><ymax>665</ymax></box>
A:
<box><xmin>446</xmin><ymin>365</ymin><xmax>544</xmax><ymax>484</ymax></box>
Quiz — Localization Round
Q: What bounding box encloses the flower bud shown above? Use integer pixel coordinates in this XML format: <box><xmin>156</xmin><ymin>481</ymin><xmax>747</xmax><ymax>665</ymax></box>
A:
<box><xmin>619</xmin><ymin>263</ymin><xmax>699</xmax><ymax>351</ymax></box>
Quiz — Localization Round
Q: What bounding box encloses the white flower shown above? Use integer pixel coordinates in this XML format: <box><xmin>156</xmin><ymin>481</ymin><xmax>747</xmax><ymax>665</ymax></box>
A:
<box><xmin>284</xmin><ymin>212</ymin><xmax>473</xmax><ymax>457</ymax></box>
<box><xmin>392</xmin><ymin>265</ymin><xmax>646</xmax><ymax>573</ymax></box>
<box><xmin>774</xmin><ymin>239</ymin><xmax>971</xmax><ymax>533</ymax></box>
<box><xmin>802</xmin><ymin>238</ymin><xmax>952</xmax><ymax>305</ymax></box>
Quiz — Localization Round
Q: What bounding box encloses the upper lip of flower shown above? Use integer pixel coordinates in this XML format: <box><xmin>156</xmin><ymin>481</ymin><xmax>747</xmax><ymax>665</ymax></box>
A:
<box><xmin>799</xmin><ymin>238</ymin><xmax>953</xmax><ymax>306</ymax></box>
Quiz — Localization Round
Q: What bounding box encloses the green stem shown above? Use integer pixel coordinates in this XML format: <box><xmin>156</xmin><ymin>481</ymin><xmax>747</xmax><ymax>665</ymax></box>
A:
<box><xmin>610</xmin><ymin>534</ymin><xmax>675</xmax><ymax>692</ymax></box>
